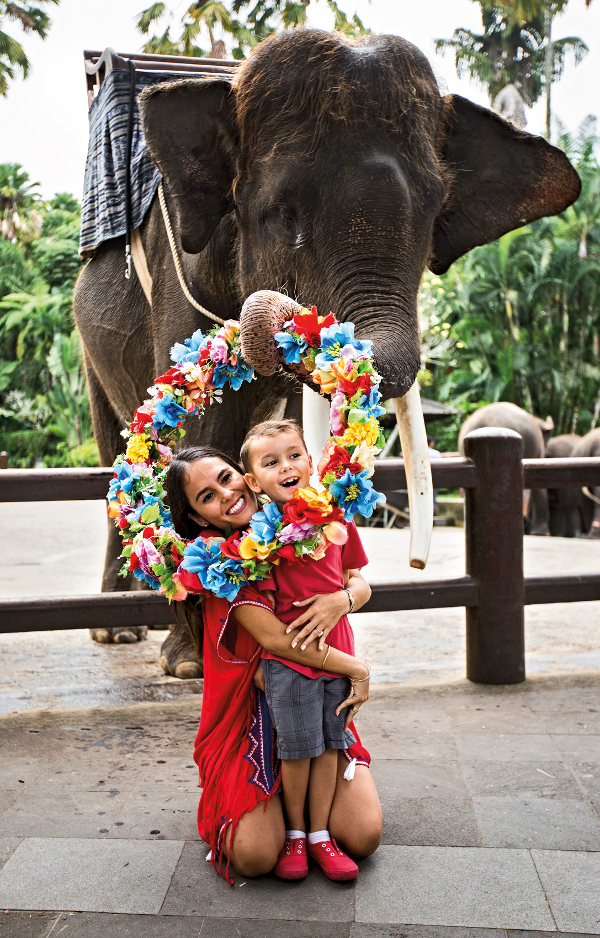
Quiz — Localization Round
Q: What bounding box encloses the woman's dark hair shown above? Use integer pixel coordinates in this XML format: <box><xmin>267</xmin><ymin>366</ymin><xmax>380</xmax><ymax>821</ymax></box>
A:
<box><xmin>164</xmin><ymin>446</ymin><xmax>246</xmax><ymax>661</ymax></box>
<box><xmin>164</xmin><ymin>445</ymin><xmax>245</xmax><ymax>539</ymax></box>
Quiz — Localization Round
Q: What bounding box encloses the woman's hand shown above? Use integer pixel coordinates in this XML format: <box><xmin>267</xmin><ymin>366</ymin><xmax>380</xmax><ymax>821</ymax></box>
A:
<box><xmin>336</xmin><ymin>662</ymin><xmax>371</xmax><ymax>731</ymax></box>
<box><xmin>287</xmin><ymin>591</ymin><xmax>351</xmax><ymax>651</ymax></box>
<box><xmin>253</xmin><ymin>660</ymin><xmax>265</xmax><ymax>692</ymax></box>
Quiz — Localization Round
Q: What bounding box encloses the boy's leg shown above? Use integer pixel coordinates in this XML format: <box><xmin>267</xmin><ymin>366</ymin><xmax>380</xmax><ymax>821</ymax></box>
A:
<box><xmin>281</xmin><ymin>758</ymin><xmax>310</xmax><ymax>830</ymax></box>
<box><xmin>308</xmin><ymin>748</ymin><xmax>338</xmax><ymax>833</ymax></box>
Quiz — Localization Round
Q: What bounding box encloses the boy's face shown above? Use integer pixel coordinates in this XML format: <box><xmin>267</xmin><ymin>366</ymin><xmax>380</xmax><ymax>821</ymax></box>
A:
<box><xmin>245</xmin><ymin>430</ymin><xmax>313</xmax><ymax>506</ymax></box>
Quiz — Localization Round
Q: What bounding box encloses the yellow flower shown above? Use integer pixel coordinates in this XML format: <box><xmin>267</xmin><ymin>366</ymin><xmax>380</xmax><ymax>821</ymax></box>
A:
<box><xmin>340</xmin><ymin>418</ymin><xmax>379</xmax><ymax>449</ymax></box>
<box><xmin>312</xmin><ymin>368</ymin><xmax>337</xmax><ymax>395</ymax></box>
<box><xmin>222</xmin><ymin>320</ymin><xmax>239</xmax><ymax>344</ymax></box>
<box><xmin>126</xmin><ymin>434</ymin><xmax>151</xmax><ymax>463</ymax></box>
<box><xmin>351</xmin><ymin>440</ymin><xmax>380</xmax><ymax>477</ymax></box>
<box><xmin>296</xmin><ymin>486</ymin><xmax>333</xmax><ymax>515</ymax></box>
<box><xmin>239</xmin><ymin>536</ymin><xmax>277</xmax><ymax>561</ymax></box>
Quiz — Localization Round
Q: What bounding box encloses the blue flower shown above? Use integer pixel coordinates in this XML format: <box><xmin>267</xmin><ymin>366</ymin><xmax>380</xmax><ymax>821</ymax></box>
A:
<box><xmin>249</xmin><ymin>501</ymin><xmax>282</xmax><ymax>544</ymax></box>
<box><xmin>328</xmin><ymin>468</ymin><xmax>386</xmax><ymax>521</ymax></box>
<box><xmin>152</xmin><ymin>393</ymin><xmax>190</xmax><ymax>429</ymax></box>
<box><xmin>314</xmin><ymin>322</ymin><xmax>373</xmax><ymax>370</ymax></box>
<box><xmin>170</xmin><ymin>329</ymin><xmax>207</xmax><ymax>365</ymax></box>
<box><xmin>274</xmin><ymin>330</ymin><xmax>309</xmax><ymax>364</ymax></box>
<box><xmin>132</xmin><ymin>566</ymin><xmax>161</xmax><ymax>590</ymax></box>
<box><xmin>212</xmin><ymin>356</ymin><xmax>254</xmax><ymax>391</ymax></box>
<box><xmin>132</xmin><ymin>495</ymin><xmax>171</xmax><ymax>527</ymax></box>
<box><xmin>358</xmin><ymin>387</ymin><xmax>386</xmax><ymax>421</ymax></box>
<box><xmin>181</xmin><ymin>538</ymin><xmax>246</xmax><ymax>601</ymax></box>
<box><xmin>108</xmin><ymin>461</ymin><xmax>138</xmax><ymax>499</ymax></box>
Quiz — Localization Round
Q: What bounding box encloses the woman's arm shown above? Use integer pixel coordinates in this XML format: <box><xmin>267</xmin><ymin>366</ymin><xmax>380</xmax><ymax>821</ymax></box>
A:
<box><xmin>233</xmin><ymin>602</ymin><xmax>369</xmax><ymax>682</ymax></box>
<box><xmin>286</xmin><ymin>568</ymin><xmax>372</xmax><ymax>651</ymax></box>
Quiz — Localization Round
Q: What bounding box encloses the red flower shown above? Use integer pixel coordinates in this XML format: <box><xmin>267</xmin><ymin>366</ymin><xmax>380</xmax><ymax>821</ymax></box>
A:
<box><xmin>155</xmin><ymin>366</ymin><xmax>186</xmax><ymax>387</ymax></box>
<box><xmin>219</xmin><ymin>534</ymin><xmax>242</xmax><ymax>561</ymax></box>
<box><xmin>129</xmin><ymin>553</ymin><xmax>140</xmax><ymax>571</ymax></box>
<box><xmin>143</xmin><ymin>526</ymin><xmax>156</xmax><ymax>539</ymax></box>
<box><xmin>336</xmin><ymin>371</ymin><xmax>375</xmax><ymax>398</ymax></box>
<box><xmin>292</xmin><ymin>306</ymin><xmax>337</xmax><ymax>346</ymax></box>
<box><xmin>131</xmin><ymin>409</ymin><xmax>153</xmax><ymax>433</ymax></box>
<box><xmin>171</xmin><ymin>545</ymin><xmax>183</xmax><ymax>563</ymax></box>
<box><xmin>176</xmin><ymin>568</ymin><xmax>204</xmax><ymax>594</ymax></box>
<box><xmin>282</xmin><ymin>496</ymin><xmax>331</xmax><ymax>526</ymax></box>
<box><xmin>318</xmin><ymin>445</ymin><xmax>363</xmax><ymax>480</ymax></box>
<box><xmin>119</xmin><ymin>518</ymin><xmax>130</xmax><ymax>530</ymax></box>
<box><xmin>277</xmin><ymin>544</ymin><xmax>299</xmax><ymax>563</ymax></box>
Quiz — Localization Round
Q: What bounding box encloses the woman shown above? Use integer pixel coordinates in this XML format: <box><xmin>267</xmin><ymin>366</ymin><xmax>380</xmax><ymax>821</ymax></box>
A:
<box><xmin>165</xmin><ymin>445</ymin><xmax>382</xmax><ymax>881</ymax></box>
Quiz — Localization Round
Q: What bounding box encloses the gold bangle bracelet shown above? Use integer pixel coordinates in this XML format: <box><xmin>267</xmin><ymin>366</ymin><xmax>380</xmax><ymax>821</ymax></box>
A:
<box><xmin>351</xmin><ymin>661</ymin><xmax>372</xmax><ymax>683</ymax></box>
<box><xmin>322</xmin><ymin>645</ymin><xmax>331</xmax><ymax>669</ymax></box>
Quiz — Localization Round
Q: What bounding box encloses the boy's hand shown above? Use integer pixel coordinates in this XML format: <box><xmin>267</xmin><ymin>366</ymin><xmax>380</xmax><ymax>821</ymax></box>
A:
<box><xmin>253</xmin><ymin>660</ymin><xmax>265</xmax><ymax>692</ymax></box>
<box><xmin>287</xmin><ymin>591</ymin><xmax>351</xmax><ymax>651</ymax></box>
<box><xmin>336</xmin><ymin>673</ymin><xmax>370</xmax><ymax>731</ymax></box>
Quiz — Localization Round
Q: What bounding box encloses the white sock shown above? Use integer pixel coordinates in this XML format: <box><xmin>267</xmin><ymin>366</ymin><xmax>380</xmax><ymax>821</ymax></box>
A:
<box><xmin>285</xmin><ymin>829</ymin><xmax>306</xmax><ymax>840</ymax></box>
<box><xmin>309</xmin><ymin>829</ymin><xmax>330</xmax><ymax>844</ymax></box>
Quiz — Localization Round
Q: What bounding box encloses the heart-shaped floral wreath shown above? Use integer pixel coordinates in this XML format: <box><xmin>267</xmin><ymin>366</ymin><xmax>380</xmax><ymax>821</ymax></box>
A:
<box><xmin>107</xmin><ymin>307</ymin><xmax>386</xmax><ymax>602</ymax></box>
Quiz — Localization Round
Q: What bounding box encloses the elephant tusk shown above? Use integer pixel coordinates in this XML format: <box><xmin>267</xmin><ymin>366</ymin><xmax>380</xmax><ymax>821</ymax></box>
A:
<box><xmin>583</xmin><ymin>486</ymin><xmax>600</xmax><ymax>507</ymax></box>
<box><xmin>302</xmin><ymin>385</ymin><xmax>331</xmax><ymax>485</ymax></box>
<box><xmin>393</xmin><ymin>382</ymin><xmax>433</xmax><ymax>570</ymax></box>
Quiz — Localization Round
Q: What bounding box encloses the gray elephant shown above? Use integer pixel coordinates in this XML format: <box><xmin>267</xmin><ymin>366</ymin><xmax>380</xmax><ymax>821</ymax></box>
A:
<box><xmin>545</xmin><ymin>434</ymin><xmax>593</xmax><ymax>538</ymax></box>
<box><xmin>73</xmin><ymin>29</ymin><xmax>580</xmax><ymax>677</ymax></box>
<box><xmin>573</xmin><ymin>429</ymin><xmax>600</xmax><ymax>538</ymax></box>
<box><xmin>458</xmin><ymin>402</ymin><xmax>554</xmax><ymax>535</ymax></box>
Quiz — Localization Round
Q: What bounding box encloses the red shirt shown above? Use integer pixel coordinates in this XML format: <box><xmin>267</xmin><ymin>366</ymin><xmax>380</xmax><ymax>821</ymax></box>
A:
<box><xmin>259</xmin><ymin>520</ymin><xmax>368</xmax><ymax>679</ymax></box>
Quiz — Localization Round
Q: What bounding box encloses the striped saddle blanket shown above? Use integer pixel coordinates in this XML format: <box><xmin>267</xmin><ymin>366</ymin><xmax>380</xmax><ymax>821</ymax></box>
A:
<box><xmin>79</xmin><ymin>68</ymin><xmax>169</xmax><ymax>259</ymax></box>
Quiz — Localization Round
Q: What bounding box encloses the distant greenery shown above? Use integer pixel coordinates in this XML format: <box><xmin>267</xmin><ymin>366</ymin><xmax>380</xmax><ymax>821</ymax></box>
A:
<box><xmin>0</xmin><ymin>0</ymin><xmax>59</xmax><ymax>95</ymax></box>
<box><xmin>0</xmin><ymin>170</ymin><xmax>97</xmax><ymax>468</ymax></box>
<box><xmin>420</xmin><ymin>118</ymin><xmax>600</xmax><ymax>450</ymax></box>
<box><xmin>136</xmin><ymin>0</ymin><xmax>369</xmax><ymax>60</ymax></box>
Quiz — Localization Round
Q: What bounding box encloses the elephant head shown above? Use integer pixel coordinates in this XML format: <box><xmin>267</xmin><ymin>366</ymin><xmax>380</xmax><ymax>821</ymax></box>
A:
<box><xmin>140</xmin><ymin>29</ymin><xmax>580</xmax><ymax>565</ymax></box>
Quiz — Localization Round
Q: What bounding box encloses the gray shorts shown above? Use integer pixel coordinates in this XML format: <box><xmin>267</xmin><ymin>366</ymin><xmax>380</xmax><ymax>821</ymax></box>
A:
<box><xmin>263</xmin><ymin>658</ymin><xmax>357</xmax><ymax>760</ymax></box>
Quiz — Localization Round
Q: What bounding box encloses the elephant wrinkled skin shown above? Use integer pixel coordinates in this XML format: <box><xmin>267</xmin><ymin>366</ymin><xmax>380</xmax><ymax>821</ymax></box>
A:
<box><xmin>73</xmin><ymin>30</ymin><xmax>581</xmax><ymax>675</ymax></box>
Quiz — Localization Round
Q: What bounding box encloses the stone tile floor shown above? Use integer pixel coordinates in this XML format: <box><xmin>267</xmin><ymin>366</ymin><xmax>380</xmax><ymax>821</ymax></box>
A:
<box><xmin>1</xmin><ymin>683</ymin><xmax>600</xmax><ymax>935</ymax></box>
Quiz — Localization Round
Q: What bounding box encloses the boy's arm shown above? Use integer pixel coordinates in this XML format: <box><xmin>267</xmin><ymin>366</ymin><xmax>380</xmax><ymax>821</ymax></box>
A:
<box><xmin>287</xmin><ymin>568</ymin><xmax>372</xmax><ymax>652</ymax></box>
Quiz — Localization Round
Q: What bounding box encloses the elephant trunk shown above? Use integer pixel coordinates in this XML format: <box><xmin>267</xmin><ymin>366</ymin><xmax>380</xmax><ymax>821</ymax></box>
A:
<box><xmin>240</xmin><ymin>290</ymin><xmax>433</xmax><ymax>570</ymax></box>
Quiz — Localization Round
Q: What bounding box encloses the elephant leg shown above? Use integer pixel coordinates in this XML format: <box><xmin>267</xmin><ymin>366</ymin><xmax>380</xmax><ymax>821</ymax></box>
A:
<box><xmin>83</xmin><ymin>353</ymin><xmax>154</xmax><ymax>645</ymax></box>
<box><xmin>587</xmin><ymin>486</ymin><xmax>600</xmax><ymax>538</ymax></box>
<box><xmin>528</xmin><ymin>487</ymin><xmax>550</xmax><ymax>536</ymax></box>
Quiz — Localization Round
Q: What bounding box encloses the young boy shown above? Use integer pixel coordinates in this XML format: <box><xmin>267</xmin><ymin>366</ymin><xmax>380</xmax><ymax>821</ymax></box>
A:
<box><xmin>240</xmin><ymin>418</ymin><xmax>371</xmax><ymax>881</ymax></box>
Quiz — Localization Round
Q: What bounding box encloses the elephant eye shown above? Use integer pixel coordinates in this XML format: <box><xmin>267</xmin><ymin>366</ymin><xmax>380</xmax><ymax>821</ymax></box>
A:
<box><xmin>263</xmin><ymin>203</ymin><xmax>301</xmax><ymax>245</ymax></box>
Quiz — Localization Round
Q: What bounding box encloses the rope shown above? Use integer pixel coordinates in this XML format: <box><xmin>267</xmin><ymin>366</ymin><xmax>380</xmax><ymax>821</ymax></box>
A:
<box><xmin>157</xmin><ymin>181</ymin><xmax>225</xmax><ymax>326</ymax></box>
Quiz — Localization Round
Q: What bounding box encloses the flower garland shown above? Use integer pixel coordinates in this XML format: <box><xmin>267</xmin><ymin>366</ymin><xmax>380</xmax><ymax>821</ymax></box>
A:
<box><xmin>107</xmin><ymin>307</ymin><xmax>386</xmax><ymax>603</ymax></box>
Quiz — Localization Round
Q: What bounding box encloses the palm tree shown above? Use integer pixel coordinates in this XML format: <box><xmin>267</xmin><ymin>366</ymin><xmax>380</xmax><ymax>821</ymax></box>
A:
<box><xmin>0</xmin><ymin>0</ymin><xmax>58</xmax><ymax>95</ymax></box>
<box><xmin>136</xmin><ymin>0</ymin><xmax>369</xmax><ymax>60</ymax></box>
<box><xmin>435</xmin><ymin>0</ymin><xmax>589</xmax><ymax>137</ymax></box>
<box><xmin>0</xmin><ymin>163</ymin><xmax>42</xmax><ymax>244</ymax></box>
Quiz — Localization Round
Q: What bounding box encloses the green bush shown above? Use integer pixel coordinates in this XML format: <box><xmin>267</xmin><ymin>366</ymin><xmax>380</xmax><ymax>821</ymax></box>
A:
<box><xmin>67</xmin><ymin>438</ymin><xmax>100</xmax><ymax>467</ymax></box>
<box><xmin>0</xmin><ymin>429</ymin><xmax>53</xmax><ymax>467</ymax></box>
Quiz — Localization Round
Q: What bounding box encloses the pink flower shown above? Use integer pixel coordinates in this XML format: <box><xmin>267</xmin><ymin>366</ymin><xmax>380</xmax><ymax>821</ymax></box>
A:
<box><xmin>330</xmin><ymin>390</ymin><xmax>346</xmax><ymax>435</ymax></box>
<box><xmin>137</xmin><ymin>538</ymin><xmax>162</xmax><ymax>576</ymax></box>
<box><xmin>210</xmin><ymin>337</ymin><xmax>229</xmax><ymax>363</ymax></box>
<box><xmin>278</xmin><ymin>520</ymin><xmax>317</xmax><ymax>543</ymax></box>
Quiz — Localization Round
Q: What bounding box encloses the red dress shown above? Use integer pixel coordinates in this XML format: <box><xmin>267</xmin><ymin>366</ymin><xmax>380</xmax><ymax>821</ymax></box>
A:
<box><xmin>193</xmin><ymin>585</ymin><xmax>371</xmax><ymax>883</ymax></box>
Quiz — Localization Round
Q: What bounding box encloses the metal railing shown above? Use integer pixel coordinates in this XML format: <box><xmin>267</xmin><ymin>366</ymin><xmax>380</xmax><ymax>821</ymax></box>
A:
<box><xmin>2</xmin><ymin>427</ymin><xmax>600</xmax><ymax>683</ymax></box>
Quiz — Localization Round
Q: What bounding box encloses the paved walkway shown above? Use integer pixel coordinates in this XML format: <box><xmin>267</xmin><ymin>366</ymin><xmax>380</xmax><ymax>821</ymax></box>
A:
<box><xmin>2</xmin><ymin>681</ymin><xmax>600</xmax><ymax>935</ymax></box>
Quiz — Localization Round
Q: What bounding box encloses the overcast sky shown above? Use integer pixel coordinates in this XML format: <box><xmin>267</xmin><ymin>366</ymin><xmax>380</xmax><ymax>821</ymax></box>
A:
<box><xmin>1</xmin><ymin>0</ymin><xmax>598</xmax><ymax>200</ymax></box>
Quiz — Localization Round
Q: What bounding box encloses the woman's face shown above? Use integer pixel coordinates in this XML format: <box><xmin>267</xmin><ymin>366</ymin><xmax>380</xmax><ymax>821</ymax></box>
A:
<box><xmin>183</xmin><ymin>457</ymin><xmax>258</xmax><ymax>531</ymax></box>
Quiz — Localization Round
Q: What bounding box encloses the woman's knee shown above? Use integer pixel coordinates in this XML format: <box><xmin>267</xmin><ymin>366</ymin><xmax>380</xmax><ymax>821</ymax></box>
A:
<box><xmin>332</xmin><ymin>813</ymin><xmax>382</xmax><ymax>859</ymax></box>
<box><xmin>232</xmin><ymin>840</ymin><xmax>280</xmax><ymax>878</ymax></box>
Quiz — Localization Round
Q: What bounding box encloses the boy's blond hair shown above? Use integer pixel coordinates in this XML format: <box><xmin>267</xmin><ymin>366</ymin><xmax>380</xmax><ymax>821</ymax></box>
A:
<box><xmin>240</xmin><ymin>419</ymin><xmax>307</xmax><ymax>472</ymax></box>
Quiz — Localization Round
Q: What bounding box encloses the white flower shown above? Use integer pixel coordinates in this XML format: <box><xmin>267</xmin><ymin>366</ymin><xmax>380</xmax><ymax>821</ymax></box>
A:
<box><xmin>351</xmin><ymin>441</ymin><xmax>380</xmax><ymax>477</ymax></box>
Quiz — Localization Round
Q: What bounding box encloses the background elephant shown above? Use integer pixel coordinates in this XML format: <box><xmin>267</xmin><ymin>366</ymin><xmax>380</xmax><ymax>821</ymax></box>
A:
<box><xmin>458</xmin><ymin>402</ymin><xmax>554</xmax><ymax>535</ymax></box>
<box><xmin>573</xmin><ymin>429</ymin><xmax>600</xmax><ymax>538</ymax></box>
<box><xmin>545</xmin><ymin>434</ymin><xmax>592</xmax><ymax>538</ymax></box>
<box><xmin>73</xmin><ymin>29</ymin><xmax>580</xmax><ymax>677</ymax></box>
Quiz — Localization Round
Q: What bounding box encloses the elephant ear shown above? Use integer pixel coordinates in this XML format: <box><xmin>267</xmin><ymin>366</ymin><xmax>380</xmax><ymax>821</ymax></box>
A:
<box><xmin>140</xmin><ymin>79</ymin><xmax>237</xmax><ymax>254</ymax></box>
<box><xmin>429</xmin><ymin>95</ymin><xmax>581</xmax><ymax>275</ymax></box>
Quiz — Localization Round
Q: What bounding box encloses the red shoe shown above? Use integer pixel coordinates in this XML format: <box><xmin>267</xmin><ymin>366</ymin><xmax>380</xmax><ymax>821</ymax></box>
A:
<box><xmin>307</xmin><ymin>838</ymin><xmax>359</xmax><ymax>881</ymax></box>
<box><xmin>274</xmin><ymin>837</ymin><xmax>308</xmax><ymax>880</ymax></box>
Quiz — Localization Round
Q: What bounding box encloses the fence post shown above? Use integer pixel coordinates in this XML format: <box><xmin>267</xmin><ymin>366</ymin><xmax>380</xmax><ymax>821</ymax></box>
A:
<box><xmin>0</xmin><ymin>452</ymin><xmax>7</xmax><ymax>470</ymax></box>
<box><xmin>464</xmin><ymin>427</ymin><xmax>525</xmax><ymax>684</ymax></box>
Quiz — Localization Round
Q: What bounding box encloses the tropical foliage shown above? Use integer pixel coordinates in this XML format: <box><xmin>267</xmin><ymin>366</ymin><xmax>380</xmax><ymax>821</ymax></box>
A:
<box><xmin>0</xmin><ymin>169</ymin><xmax>96</xmax><ymax>467</ymax></box>
<box><xmin>0</xmin><ymin>0</ymin><xmax>58</xmax><ymax>95</ymax></box>
<box><xmin>421</xmin><ymin>119</ymin><xmax>600</xmax><ymax>449</ymax></box>
<box><xmin>136</xmin><ymin>0</ymin><xmax>369</xmax><ymax>60</ymax></box>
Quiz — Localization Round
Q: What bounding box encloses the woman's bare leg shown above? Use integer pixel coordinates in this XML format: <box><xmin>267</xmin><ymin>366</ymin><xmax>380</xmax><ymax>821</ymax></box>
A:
<box><xmin>223</xmin><ymin>793</ymin><xmax>285</xmax><ymax>877</ymax></box>
<box><xmin>328</xmin><ymin>755</ymin><xmax>382</xmax><ymax>859</ymax></box>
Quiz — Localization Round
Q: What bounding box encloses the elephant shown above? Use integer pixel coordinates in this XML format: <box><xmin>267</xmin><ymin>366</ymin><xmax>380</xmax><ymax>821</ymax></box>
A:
<box><xmin>73</xmin><ymin>29</ymin><xmax>580</xmax><ymax>678</ymax></box>
<box><xmin>458</xmin><ymin>402</ymin><xmax>555</xmax><ymax>535</ymax></box>
<box><xmin>573</xmin><ymin>428</ymin><xmax>600</xmax><ymax>538</ymax></box>
<box><xmin>545</xmin><ymin>434</ymin><xmax>593</xmax><ymax>538</ymax></box>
